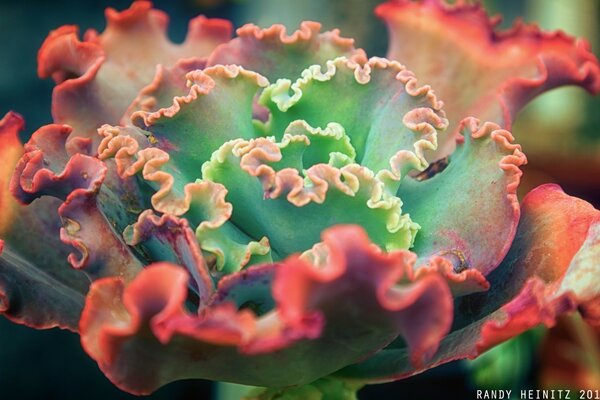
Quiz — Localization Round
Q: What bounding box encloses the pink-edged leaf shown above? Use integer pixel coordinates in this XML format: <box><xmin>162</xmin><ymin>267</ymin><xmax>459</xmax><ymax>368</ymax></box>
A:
<box><xmin>0</xmin><ymin>112</ymin><xmax>89</xmax><ymax>331</ymax></box>
<box><xmin>260</xmin><ymin>57</ymin><xmax>447</xmax><ymax>175</ymax></box>
<box><xmin>377</xmin><ymin>0</ymin><xmax>600</xmax><ymax>159</ymax></box>
<box><xmin>207</xmin><ymin>21</ymin><xmax>366</xmax><ymax>81</ymax></box>
<box><xmin>336</xmin><ymin>184</ymin><xmax>600</xmax><ymax>382</ymax></box>
<box><xmin>122</xmin><ymin>58</ymin><xmax>207</xmax><ymax>124</ymax></box>
<box><xmin>38</xmin><ymin>1</ymin><xmax>232</xmax><ymax>150</ymax></box>
<box><xmin>399</xmin><ymin>118</ymin><xmax>527</xmax><ymax>280</ymax></box>
<box><xmin>9</xmin><ymin>121</ymin><xmax>142</xmax><ymax>281</ymax></box>
<box><xmin>129</xmin><ymin>65</ymin><xmax>268</xmax><ymax>176</ymax></box>
<box><xmin>124</xmin><ymin>210</ymin><xmax>214</xmax><ymax>304</ymax></box>
<box><xmin>79</xmin><ymin>225</ymin><xmax>452</xmax><ymax>394</ymax></box>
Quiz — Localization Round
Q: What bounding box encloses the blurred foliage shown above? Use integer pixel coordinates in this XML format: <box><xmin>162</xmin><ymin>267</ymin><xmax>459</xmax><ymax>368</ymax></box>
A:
<box><xmin>466</xmin><ymin>327</ymin><xmax>544</xmax><ymax>392</ymax></box>
<box><xmin>540</xmin><ymin>313</ymin><xmax>600</xmax><ymax>390</ymax></box>
<box><xmin>243</xmin><ymin>378</ymin><xmax>363</xmax><ymax>400</ymax></box>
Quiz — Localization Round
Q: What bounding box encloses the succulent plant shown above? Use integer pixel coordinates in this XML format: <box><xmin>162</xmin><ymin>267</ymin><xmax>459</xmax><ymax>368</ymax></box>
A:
<box><xmin>1</xmin><ymin>0</ymin><xmax>600</xmax><ymax>398</ymax></box>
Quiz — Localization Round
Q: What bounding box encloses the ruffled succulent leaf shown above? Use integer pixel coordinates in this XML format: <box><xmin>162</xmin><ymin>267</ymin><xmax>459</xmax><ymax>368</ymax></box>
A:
<box><xmin>336</xmin><ymin>184</ymin><xmax>600</xmax><ymax>382</ymax></box>
<box><xmin>260</xmin><ymin>57</ymin><xmax>447</xmax><ymax>177</ymax></box>
<box><xmin>79</xmin><ymin>225</ymin><xmax>453</xmax><ymax>394</ymax></box>
<box><xmin>38</xmin><ymin>1</ymin><xmax>233</xmax><ymax>149</ymax></box>
<box><xmin>202</xmin><ymin>133</ymin><xmax>419</xmax><ymax>256</ymax></box>
<box><xmin>539</xmin><ymin>313</ymin><xmax>600</xmax><ymax>390</ymax></box>
<box><xmin>377</xmin><ymin>0</ymin><xmax>600</xmax><ymax>159</ymax></box>
<box><xmin>10</xmin><ymin>121</ymin><xmax>143</xmax><ymax>281</ymax></box>
<box><xmin>399</xmin><ymin>118</ymin><xmax>527</xmax><ymax>281</ymax></box>
<box><xmin>2</xmin><ymin>1</ymin><xmax>600</xmax><ymax>397</ymax></box>
<box><xmin>122</xmin><ymin>58</ymin><xmax>207</xmax><ymax>123</ymax></box>
<box><xmin>0</xmin><ymin>113</ymin><xmax>89</xmax><ymax>331</ymax></box>
<box><xmin>122</xmin><ymin>15</ymin><xmax>368</xmax><ymax>137</ymax></box>
<box><xmin>207</xmin><ymin>21</ymin><xmax>366</xmax><ymax>82</ymax></box>
<box><xmin>123</xmin><ymin>210</ymin><xmax>215</xmax><ymax>303</ymax></box>
<box><xmin>98</xmin><ymin>124</ymin><xmax>273</xmax><ymax>276</ymax></box>
<box><xmin>129</xmin><ymin>66</ymin><xmax>269</xmax><ymax>179</ymax></box>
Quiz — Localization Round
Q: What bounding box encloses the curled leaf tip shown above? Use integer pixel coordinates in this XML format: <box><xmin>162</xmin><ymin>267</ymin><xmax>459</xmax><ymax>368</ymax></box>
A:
<box><xmin>124</xmin><ymin>210</ymin><xmax>214</xmax><ymax>302</ymax></box>
<box><xmin>415</xmin><ymin>256</ymin><xmax>490</xmax><ymax>297</ymax></box>
<box><xmin>58</xmin><ymin>189</ymin><xmax>143</xmax><ymax>280</ymax></box>
<box><xmin>10</xmin><ymin>124</ymin><xmax>105</xmax><ymax>204</ymax></box>
<box><xmin>458</xmin><ymin>117</ymin><xmax>527</xmax><ymax>212</ymax></box>
<box><xmin>377</xmin><ymin>0</ymin><xmax>600</xmax><ymax>160</ymax></box>
<box><xmin>37</xmin><ymin>25</ymin><xmax>104</xmax><ymax>83</ymax></box>
<box><xmin>0</xmin><ymin>111</ymin><xmax>25</xmax><ymax>136</ymax></box>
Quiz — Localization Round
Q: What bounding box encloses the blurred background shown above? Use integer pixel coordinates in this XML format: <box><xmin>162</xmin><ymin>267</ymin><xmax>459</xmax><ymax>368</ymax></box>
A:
<box><xmin>0</xmin><ymin>0</ymin><xmax>598</xmax><ymax>398</ymax></box>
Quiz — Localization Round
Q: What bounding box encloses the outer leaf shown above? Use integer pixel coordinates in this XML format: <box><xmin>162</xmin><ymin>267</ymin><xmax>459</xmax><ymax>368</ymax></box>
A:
<box><xmin>10</xmin><ymin>122</ymin><xmax>142</xmax><ymax>281</ymax></box>
<box><xmin>336</xmin><ymin>184</ymin><xmax>600</xmax><ymax>382</ymax></box>
<box><xmin>207</xmin><ymin>21</ymin><xmax>365</xmax><ymax>81</ymax></box>
<box><xmin>377</xmin><ymin>0</ymin><xmax>600</xmax><ymax>159</ymax></box>
<box><xmin>38</xmin><ymin>1</ymin><xmax>232</xmax><ymax>149</ymax></box>
<box><xmin>79</xmin><ymin>225</ymin><xmax>452</xmax><ymax>394</ymax></box>
<box><xmin>0</xmin><ymin>112</ymin><xmax>89</xmax><ymax>330</ymax></box>
<box><xmin>0</xmin><ymin>113</ymin><xmax>24</xmax><ymax>236</ymax></box>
